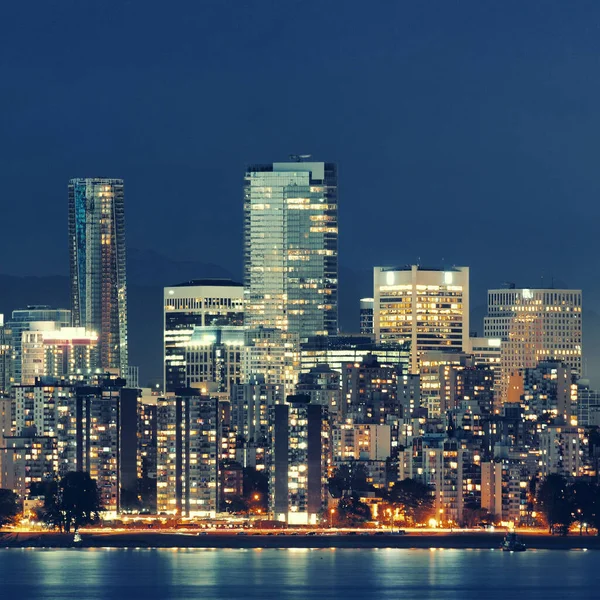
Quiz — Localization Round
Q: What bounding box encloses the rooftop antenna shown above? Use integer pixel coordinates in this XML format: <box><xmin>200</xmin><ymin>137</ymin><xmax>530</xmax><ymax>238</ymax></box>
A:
<box><xmin>289</xmin><ymin>154</ymin><xmax>312</xmax><ymax>162</ymax></box>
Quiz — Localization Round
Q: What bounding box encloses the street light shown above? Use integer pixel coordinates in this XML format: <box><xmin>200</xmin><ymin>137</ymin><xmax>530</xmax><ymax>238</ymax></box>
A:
<box><xmin>330</xmin><ymin>508</ymin><xmax>335</xmax><ymax>528</ymax></box>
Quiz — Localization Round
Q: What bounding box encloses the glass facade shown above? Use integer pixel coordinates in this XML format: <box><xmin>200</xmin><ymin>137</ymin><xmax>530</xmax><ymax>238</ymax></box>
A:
<box><xmin>244</xmin><ymin>161</ymin><xmax>338</xmax><ymax>340</ymax></box>
<box><xmin>68</xmin><ymin>179</ymin><xmax>128</xmax><ymax>375</ymax></box>
<box><xmin>163</xmin><ymin>280</ymin><xmax>244</xmax><ymax>392</ymax></box>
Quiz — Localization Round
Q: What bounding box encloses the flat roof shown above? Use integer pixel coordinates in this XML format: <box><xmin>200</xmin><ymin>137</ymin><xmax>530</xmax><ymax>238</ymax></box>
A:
<box><xmin>171</xmin><ymin>279</ymin><xmax>243</xmax><ymax>288</ymax></box>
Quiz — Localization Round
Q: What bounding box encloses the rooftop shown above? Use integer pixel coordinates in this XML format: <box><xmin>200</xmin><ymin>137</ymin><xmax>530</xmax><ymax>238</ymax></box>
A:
<box><xmin>171</xmin><ymin>279</ymin><xmax>243</xmax><ymax>288</ymax></box>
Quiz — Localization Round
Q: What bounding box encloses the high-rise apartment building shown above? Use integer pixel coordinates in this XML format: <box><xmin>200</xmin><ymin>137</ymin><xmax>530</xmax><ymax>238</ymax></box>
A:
<box><xmin>157</xmin><ymin>389</ymin><xmax>218</xmax><ymax>517</ymax></box>
<box><xmin>520</xmin><ymin>360</ymin><xmax>577</xmax><ymax>424</ymax></box>
<box><xmin>373</xmin><ymin>266</ymin><xmax>470</xmax><ymax>373</ymax></box>
<box><xmin>342</xmin><ymin>354</ymin><xmax>401</xmax><ymax>424</ymax></box>
<box><xmin>359</xmin><ymin>298</ymin><xmax>374</xmax><ymax>335</ymax></box>
<box><xmin>268</xmin><ymin>395</ymin><xmax>329</xmax><ymax>525</ymax></box>
<box><xmin>419</xmin><ymin>351</ymin><xmax>474</xmax><ymax>418</ymax></box>
<box><xmin>483</xmin><ymin>288</ymin><xmax>582</xmax><ymax>402</ymax></box>
<box><xmin>1</xmin><ymin>435</ymin><xmax>57</xmax><ymax>500</ymax></box>
<box><xmin>466</xmin><ymin>336</ymin><xmax>502</xmax><ymax>410</ymax></box>
<box><xmin>7</xmin><ymin>306</ymin><xmax>71</xmax><ymax>385</ymax></box>
<box><xmin>11</xmin><ymin>376</ymin><xmax>139</xmax><ymax>512</ymax></box>
<box><xmin>231</xmin><ymin>375</ymin><xmax>284</xmax><ymax>452</ymax></box>
<box><xmin>0</xmin><ymin>315</ymin><xmax>11</xmax><ymax>393</ymax></box>
<box><xmin>242</xmin><ymin>327</ymin><xmax>300</xmax><ymax>398</ymax></box>
<box><xmin>244</xmin><ymin>160</ymin><xmax>338</xmax><ymax>339</ymax></box>
<box><xmin>295</xmin><ymin>364</ymin><xmax>342</xmax><ymax>418</ymax></box>
<box><xmin>69</xmin><ymin>178</ymin><xmax>128</xmax><ymax>375</ymax></box>
<box><xmin>163</xmin><ymin>280</ymin><xmax>244</xmax><ymax>392</ymax></box>
<box><xmin>62</xmin><ymin>380</ymin><xmax>139</xmax><ymax>513</ymax></box>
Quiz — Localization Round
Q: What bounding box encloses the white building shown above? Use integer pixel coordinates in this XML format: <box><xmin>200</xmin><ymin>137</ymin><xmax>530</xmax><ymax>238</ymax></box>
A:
<box><xmin>331</xmin><ymin>424</ymin><xmax>391</xmax><ymax>462</ymax></box>
<box><xmin>163</xmin><ymin>280</ymin><xmax>244</xmax><ymax>392</ymax></box>
<box><xmin>359</xmin><ymin>298</ymin><xmax>374</xmax><ymax>335</ymax></box>
<box><xmin>483</xmin><ymin>288</ymin><xmax>582</xmax><ymax>403</ymax></box>
<box><xmin>21</xmin><ymin>324</ymin><xmax>98</xmax><ymax>385</ymax></box>
<box><xmin>374</xmin><ymin>265</ymin><xmax>470</xmax><ymax>373</ymax></box>
<box><xmin>185</xmin><ymin>326</ymin><xmax>244</xmax><ymax>395</ymax></box>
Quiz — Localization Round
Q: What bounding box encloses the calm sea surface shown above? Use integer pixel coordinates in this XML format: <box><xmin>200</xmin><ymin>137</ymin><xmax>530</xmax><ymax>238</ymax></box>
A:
<box><xmin>0</xmin><ymin>548</ymin><xmax>597</xmax><ymax>599</ymax></box>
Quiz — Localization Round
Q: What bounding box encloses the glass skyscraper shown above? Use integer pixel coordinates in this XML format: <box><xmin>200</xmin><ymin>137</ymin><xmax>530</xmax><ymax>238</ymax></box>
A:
<box><xmin>243</xmin><ymin>160</ymin><xmax>338</xmax><ymax>339</ymax></box>
<box><xmin>68</xmin><ymin>178</ymin><xmax>128</xmax><ymax>375</ymax></box>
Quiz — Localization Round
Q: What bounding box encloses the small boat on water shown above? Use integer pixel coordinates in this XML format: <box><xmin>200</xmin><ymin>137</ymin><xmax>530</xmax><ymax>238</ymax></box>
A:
<box><xmin>501</xmin><ymin>532</ymin><xmax>526</xmax><ymax>552</ymax></box>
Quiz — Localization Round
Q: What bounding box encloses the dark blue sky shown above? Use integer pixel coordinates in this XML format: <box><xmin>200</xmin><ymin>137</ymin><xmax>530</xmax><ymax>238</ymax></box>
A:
<box><xmin>2</xmin><ymin>1</ymin><xmax>600</xmax><ymax>321</ymax></box>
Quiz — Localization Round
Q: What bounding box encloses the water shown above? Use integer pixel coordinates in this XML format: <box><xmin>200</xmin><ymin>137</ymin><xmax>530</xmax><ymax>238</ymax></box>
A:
<box><xmin>0</xmin><ymin>548</ymin><xmax>597</xmax><ymax>599</ymax></box>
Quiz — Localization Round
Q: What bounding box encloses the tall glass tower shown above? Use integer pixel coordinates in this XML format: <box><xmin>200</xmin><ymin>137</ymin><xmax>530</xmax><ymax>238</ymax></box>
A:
<box><xmin>244</xmin><ymin>160</ymin><xmax>338</xmax><ymax>339</ymax></box>
<box><xmin>68</xmin><ymin>178</ymin><xmax>128</xmax><ymax>375</ymax></box>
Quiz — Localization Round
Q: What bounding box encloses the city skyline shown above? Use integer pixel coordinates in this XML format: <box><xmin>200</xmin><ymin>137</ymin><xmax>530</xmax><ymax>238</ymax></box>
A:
<box><xmin>3</xmin><ymin>3</ymin><xmax>600</xmax><ymax>328</ymax></box>
<box><xmin>5</xmin><ymin>8</ymin><xmax>600</xmax><ymax>595</ymax></box>
<box><xmin>0</xmin><ymin>167</ymin><xmax>593</xmax><ymax>389</ymax></box>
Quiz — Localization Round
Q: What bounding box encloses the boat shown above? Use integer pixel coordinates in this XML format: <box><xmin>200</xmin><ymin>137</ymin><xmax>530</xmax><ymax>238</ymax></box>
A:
<box><xmin>501</xmin><ymin>532</ymin><xmax>526</xmax><ymax>552</ymax></box>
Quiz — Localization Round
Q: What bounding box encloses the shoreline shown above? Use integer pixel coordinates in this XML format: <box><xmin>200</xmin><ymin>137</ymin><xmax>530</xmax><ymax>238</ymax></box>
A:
<box><xmin>2</xmin><ymin>531</ymin><xmax>599</xmax><ymax>550</ymax></box>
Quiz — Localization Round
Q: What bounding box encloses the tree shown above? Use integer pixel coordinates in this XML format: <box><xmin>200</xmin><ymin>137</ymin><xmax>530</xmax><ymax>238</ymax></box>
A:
<box><xmin>243</xmin><ymin>466</ymin><xmax>269</xmax><ymax>513</ymax></box>
<box><xmin>37</xmin><ymin>473</ymin><xmax>101</xmax><ymax>533</ymax></box>
<box><xmin>33</xmin><ymin>479</ymin><xmax>64</xmax><ymax>531</ymax></box>
<box><xmin>223</xmin><ymin>496</ymin><xmax>249</xmax><ymax>514</ymax></box>
<box><xmin>337</xmin><ymin>494</ymin><xmax>371</xmax><ymax>526</ymax></box>
<box><xmin>328</xmin><ymin>463</ymin><xmax>371</xmax><ymax>498</ymax></box>
<box><xmin>385</xmin><ymin>478</ymin><xmax>434</xmax><ymax>525</ymax></box>
<box><xmin>0</xmin><ymin>489</ymin><xmax>20</xmax><ymax>526</ymax></box>
<box><xmin>536</xmin><ymin>474</ymin><xmax>573</xmax><ymax>535</ymax></box>
<box><xmin>60</xmin><ymin>472</ymin><xmax>101</xmax><ymax>532</ymax></box>
<box><xmin>569</xmin><ymin>480</ymin><xmax>600</xmax><ymax>535</ymax></box>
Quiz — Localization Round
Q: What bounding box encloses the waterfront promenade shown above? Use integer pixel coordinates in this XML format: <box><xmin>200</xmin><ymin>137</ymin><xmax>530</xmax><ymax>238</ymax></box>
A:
<box><xmin>2</xmin><ymin>530</ymin><xmax>599</xmax><ymax>550</ymax></box>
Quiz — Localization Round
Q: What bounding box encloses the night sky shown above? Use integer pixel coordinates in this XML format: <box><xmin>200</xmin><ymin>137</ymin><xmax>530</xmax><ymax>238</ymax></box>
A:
<box><xmin>2</xmin><ymin>1</ymin><xmax>600</xmax><ymax>379</ymax></box>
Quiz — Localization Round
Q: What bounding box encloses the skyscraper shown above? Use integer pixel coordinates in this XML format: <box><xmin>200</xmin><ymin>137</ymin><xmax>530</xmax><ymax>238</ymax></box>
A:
<box><xmin>244</xmin><ymin>160</ymin><xmax>338</xmax><ymax>340</ymax></box>
<box><xmin>268</xmin><ymin>395</ymin><xmax>329</xmax><ymax>525</ymax></box>
<box><xmin>483</xmin><ymin>287</ymin><xmax>582</xmax><ymax>402</ymax></box>
<box><xmin>359</xmin><ymin>298</ymin><xmax>374</xmax><ymax>335</ymax></box>
<box><xmin>163</xmin><ymin>280</ymin><xmax>244</xmax><ymax>392</ymax></box>
<box><xmin>373</xmin><ymin>265</ymin><xmax>470</xmax><ymax>373</ymax></box>
<box><xmin>157</xmin><ymin>389</ymin><xmax>218</xmax><ymax>517</ymax></box>
<box><xmin>68</xmin><ymin>178</ymin><xmax>128</xmax><ymax>375</ymax></box>
<box><xmin>0</xmin><ymin>315</ymin><xmax>11</xmax><ymax>394</ymax></box>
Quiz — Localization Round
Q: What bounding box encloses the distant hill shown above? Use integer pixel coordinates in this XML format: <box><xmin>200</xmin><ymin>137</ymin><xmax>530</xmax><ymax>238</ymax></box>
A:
<box><xmin>0</xmin><ymin>249</ymin><xmax>238</xmax><ymax>387</ymax></box>
<box><xmin>2</xmin><ymin>252</ymin><xmax>598</xmax><ymax>387</ymax></box>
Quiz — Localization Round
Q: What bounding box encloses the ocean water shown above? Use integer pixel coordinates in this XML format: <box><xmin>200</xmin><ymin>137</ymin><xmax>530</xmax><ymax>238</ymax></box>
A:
<box><xmin>0</xmin><ymin>548</ymin><xmax>597</xmax><ymax>599</ymax></box>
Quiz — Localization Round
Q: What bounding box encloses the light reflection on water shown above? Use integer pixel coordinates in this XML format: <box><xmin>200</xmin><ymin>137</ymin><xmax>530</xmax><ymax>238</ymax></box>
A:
<box><xmin>0</xmin><ymin>548</ymin><xmax>598</xmax><ymax>600</ymax></box>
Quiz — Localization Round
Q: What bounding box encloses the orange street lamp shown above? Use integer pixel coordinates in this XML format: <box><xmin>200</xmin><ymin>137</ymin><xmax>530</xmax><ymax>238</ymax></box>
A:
<box><xmin>330</xmin><ymin>508</ymin><xmax>335</xmax><ymax>528</ymax></box>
